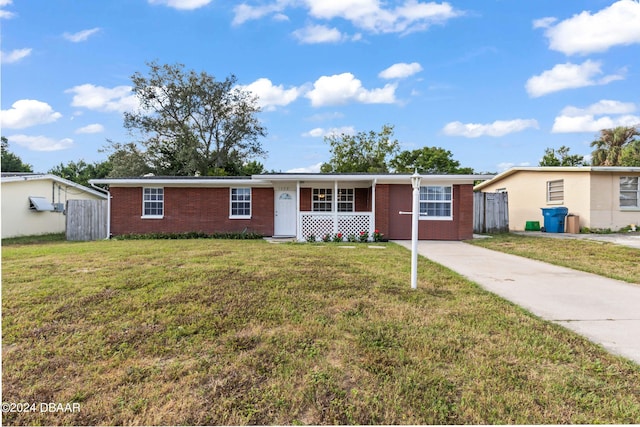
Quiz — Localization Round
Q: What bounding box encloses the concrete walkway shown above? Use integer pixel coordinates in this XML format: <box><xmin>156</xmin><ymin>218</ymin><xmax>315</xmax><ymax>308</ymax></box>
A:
<box><xmin>394</xmin><ymin>240</ymin><xmax>640</xmax><ymax>365</ymax></box>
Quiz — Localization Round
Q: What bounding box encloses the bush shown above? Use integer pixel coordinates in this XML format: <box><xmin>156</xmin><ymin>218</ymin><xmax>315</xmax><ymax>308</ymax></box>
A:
<box><xmin>114</xmin><ymin>230</ymin><xmax>264</xmax><ymax>240</ymax></box>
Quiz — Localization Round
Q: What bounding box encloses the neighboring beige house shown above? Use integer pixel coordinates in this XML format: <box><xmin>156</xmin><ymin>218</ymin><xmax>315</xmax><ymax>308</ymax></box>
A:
<box><xmin>1</xmin><ymin>173</ymin><xmax>108</xmax><ymax>239</ymax></box>
<box><xmin>474</xmin><ymin>167</ymin><xmax>640</xmax><ymax>232</ymax></box>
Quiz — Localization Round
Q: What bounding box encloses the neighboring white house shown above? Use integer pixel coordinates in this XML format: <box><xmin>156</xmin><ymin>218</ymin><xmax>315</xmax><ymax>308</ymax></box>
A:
<box><xmin>474</xmin><ymin>167</ymin><xmax>640</xmax><ymax>232</ymax></box>
<box><xmin>1</xmin><ymin>173</ymin><xmax>108</xmax><ymax>239</ymax></box>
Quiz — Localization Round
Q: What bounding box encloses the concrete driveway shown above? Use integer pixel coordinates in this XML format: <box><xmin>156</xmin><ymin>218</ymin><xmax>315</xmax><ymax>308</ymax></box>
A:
<box><xmin>394</xmin><ymin>240</ymin><xmax>640</xmax><ymax>365</ymax></box>
<box><xmin>513</xmin><ymin>231</ymin><xmax>640</xmax><ymax>249</ymax></box>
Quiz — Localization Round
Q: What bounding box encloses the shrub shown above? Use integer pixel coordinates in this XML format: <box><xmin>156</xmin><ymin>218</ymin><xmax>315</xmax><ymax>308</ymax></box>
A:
<box><xmin>114</xmin><ymin>231</ymin><xmax>263</xmax><ymax>240</ymax></box>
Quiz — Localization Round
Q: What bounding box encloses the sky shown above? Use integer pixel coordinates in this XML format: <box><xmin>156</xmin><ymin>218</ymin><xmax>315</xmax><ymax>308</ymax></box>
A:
<box><xmin>1</xmin><ymin>0</ymin><xmax>640</xmax><ymax>175</ymax></box>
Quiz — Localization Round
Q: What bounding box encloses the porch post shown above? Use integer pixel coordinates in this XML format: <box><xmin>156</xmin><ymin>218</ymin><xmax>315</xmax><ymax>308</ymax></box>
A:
<box><xmin>371</xmin><ymin>178</ymin><xmax>377</xmax><ymax>238</ymax></box>
<box><xmin>296</xmin><ymin>180</ymin><xmax>301</xmax><ymax>241</ymax></box>
<box><xmin>333</xmin><ymin>180</ymin><xmax>339</xmax><ymax>235</ymax></box>
<box><xmin>411</xmin><ymin>172</ymin><xmax>422</xmax><ymax>290</ymax></box>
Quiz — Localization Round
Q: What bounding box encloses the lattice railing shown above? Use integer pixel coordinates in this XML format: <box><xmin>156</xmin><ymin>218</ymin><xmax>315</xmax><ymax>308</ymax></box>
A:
<box><xmin>299</xmin><ymin>212</ymin><xmax>373</xmax><ymax>241</ymax></box>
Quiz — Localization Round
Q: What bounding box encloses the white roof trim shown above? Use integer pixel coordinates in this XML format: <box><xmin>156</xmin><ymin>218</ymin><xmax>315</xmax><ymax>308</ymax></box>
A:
<box><xmin>474</xmin><ymin>166</ymin><xmax>640</xmax><ymax>191</ymax></box>
<box><xmin>2</xmin><ymin>174</ymin><xmax>108</xmax><ymax>199</ymax></box>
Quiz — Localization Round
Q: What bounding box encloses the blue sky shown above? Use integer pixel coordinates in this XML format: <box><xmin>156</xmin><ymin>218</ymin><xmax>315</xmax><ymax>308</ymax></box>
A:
<box><xmin>1</xmin><ymin>0</ymin><xmax>640</xmax><ymax>174</ymax></box>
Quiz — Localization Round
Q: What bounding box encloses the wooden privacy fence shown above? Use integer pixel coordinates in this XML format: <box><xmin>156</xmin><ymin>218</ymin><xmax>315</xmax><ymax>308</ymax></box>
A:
<box><xmin>66</xmin><ymin>199</ymin><xmax>108</xmax><ymax>241</ymax></box>
<box><xmin>474</xmin><ymin>192</ymin><xmax>509</xmax><ymax>234</ymax></box>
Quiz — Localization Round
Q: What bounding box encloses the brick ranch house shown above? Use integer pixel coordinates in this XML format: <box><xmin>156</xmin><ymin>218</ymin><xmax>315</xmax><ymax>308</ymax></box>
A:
<box><xmin>90</xmin><ymin>173</ymin><xmax>492</xmax><ymax>241</ymax></box>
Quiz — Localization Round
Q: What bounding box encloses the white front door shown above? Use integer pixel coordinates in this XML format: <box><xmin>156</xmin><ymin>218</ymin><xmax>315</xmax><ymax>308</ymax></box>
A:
<box><xmin>274</xmin><ymin>190</ymin><xmax>297</xmax><ymax>237</ymax></box>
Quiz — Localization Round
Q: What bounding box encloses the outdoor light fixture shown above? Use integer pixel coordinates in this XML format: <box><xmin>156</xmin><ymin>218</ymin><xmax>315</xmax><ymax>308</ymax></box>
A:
<box><xmin>411</xmin><ymin>171</ymin><xmax>421</xmax><ymax>290</ymax></box>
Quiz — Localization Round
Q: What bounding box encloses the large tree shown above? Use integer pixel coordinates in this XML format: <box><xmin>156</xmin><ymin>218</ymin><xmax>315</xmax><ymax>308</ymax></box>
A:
<box><xmin>1</xmin><ymin>136</ymin><xmax>33</xmax><ymax>172</ymax></box>
<box><xmin>48</xmin><ymin>159</ymin><xmax>112</xmax><ymax>187</ymax></box>
<box><xmin>321</xmin><ymin>124</ymin><xmax>400</xmax><ymax>173</ymax></box>
<box><xmin>590</xmin><ymin>125</ymin><xmax>640</xmax><ymax>166</ymax></box>
<box><xmin>121</xmin><ymin>61</ymin><xmax>267</xmax><ymax>176</ymax></box>
<box><xmin>390</xmin><ymin>146</ymin><xmax>474</xmax><ymax>174</ymax></box>
<box><xmin>539</xmin><ymin>145</ymin><xmax>587</xmax><ymax>167</ymax></box>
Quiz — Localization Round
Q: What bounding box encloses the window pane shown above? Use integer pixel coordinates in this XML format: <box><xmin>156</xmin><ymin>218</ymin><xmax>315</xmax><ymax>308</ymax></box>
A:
<box><xmin>419</xmin><ymin>186</ymin><xmax>452</xmax><ymax>217</ymax></box>
<box><xmin>143</xmin><ymin>188</ymin><xmax>164</xmax><ymax>216</ymax></box>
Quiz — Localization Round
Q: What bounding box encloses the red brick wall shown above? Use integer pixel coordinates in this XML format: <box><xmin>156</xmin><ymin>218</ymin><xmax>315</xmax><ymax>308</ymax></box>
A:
<box><xmin>374</xmin><ymin>184</ymin><xmax>390</xmax><ymax>237</ymax></box>
<box><xmin>110</xmin><ymin>187</ymin><xmax>274</xmax><ymax>236</ymax></box>
<box><xmin>383</xmin><ymin>184</ymin><xmax>474</xmax><ymax>240</ymax></box>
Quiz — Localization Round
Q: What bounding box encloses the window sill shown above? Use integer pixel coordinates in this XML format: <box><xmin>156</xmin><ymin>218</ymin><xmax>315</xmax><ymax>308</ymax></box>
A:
<box><xmin>620</xmin><ymin>207</ymin><xmax>640</xmax><ymax>211</ymax></box>
<box><xmin>229</xmin><ymin>215</ymin><xmax>252</xmax><ymax>220</ymax></box>
<box><xmin>546</xmin><ymin>201</ymin><xmax>564</xmax><ymax>205</ymax></box>
<box><xmin>141</xmin><ymin>215</ymin><xmax>164</xmax><ymax>219</ymax></box>
<box><xmin>419</xmin><ymin>216</ymin><xmax>453</xmax><ymax>221</ymax></box>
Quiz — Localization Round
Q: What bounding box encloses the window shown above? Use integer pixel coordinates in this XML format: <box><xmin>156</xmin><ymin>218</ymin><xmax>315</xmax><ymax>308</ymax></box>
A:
<box><xmin>337</xmin><ymin>188</ymin><xmax>354</xmax><ymax>212</ymax></box>
<box><xmin>420</xmin><ymin>186</ymin><xmax>452</xmax><ymax>219</ymax></box>
<box><xmin>230</xmin><ymin>188</ymin><xmax>251</xmax><ymax>218</ymax></box>
<box><xmin>312</xmin><ymin>188</ymin><xmax>332</xmax><ymax>212</ymax></box>
<box><xmin>547</xmin><ymin>180</ymin><xmax>564</xmax><ymax>203</ymax></box>
<box><xmin>620</xmin><ymin>177</ymin><xmax>639</xmax><ymax>208</ymax></box>
<box><xmin>143</xmin><ymin>187</ymin><xmax>164</xmax><ymax>217</ymax></box>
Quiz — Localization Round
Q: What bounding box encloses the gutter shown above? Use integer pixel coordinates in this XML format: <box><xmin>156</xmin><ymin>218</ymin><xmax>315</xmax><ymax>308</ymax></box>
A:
<box><xmin>90</xmin><ymin>181</ymin><xmax>111</xmax><ymax>239</ymax></box>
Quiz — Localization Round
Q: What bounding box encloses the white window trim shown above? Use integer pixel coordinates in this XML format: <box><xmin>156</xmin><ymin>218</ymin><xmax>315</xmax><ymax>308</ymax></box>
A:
<box><xmin>312</xmin><ymin>188</ymin><xmax>333</xmax><ymax>212</ymax></box>
<box><xmin>620</xmin><ymin>176</ymin><xmax>640</xmax><ymax>210</ymax></box>
<box><xmin>547</xmin><ymin>179</ymin><xmax>564</xmax><ymax>205</ymax></box>
<box><xmin>141</xmin><ymin>187</ymin><xmax>164</xmax><ymax>219</ymax></box>
<box><xmin>419</xmin><ymin>185</ymin><xmax>453</xmax><ymax>221</ymax></box>
<box><xmin>336</xmin><ymin>188</ymin><xmax>355</xmax><ymax>213</ymax></box>
<box><xmin>230</xmin><ymin>187</ymin><xmax>252</xmax><ymax>219</ymax></box>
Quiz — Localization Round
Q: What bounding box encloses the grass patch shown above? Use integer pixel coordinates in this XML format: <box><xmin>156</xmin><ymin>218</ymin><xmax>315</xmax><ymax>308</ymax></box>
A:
<box><xmin>1</xmin><ymin>232</ymin><xmax>66</xmax><ymax>246</ymax></box>
<box><xmin>3</xmin><ymin>240</ymin><xmax>640</xmax><ymax>425</ymax></box>
<box><xmin>468</xmin><ymin>233</ymin><xmax>640</xmax><ymax>284</ymax></box>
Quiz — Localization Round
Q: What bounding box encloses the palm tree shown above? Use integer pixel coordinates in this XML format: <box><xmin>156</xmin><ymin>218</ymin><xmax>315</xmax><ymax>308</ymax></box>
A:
<box><xmin>590</xmin><ymin>126</ymin><xmax>640</xmax><ymax>166</ymax></box>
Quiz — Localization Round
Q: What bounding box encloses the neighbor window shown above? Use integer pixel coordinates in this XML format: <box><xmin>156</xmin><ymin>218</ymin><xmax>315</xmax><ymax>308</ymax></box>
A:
<box><xmin>420</xmin><ymin>186</ymin><xmax>452</xmax><ymax>219</ymax></box>
<box><xmin>312</xmin><ymin>188</ymin><xmax>332</xmax><ymax>212</ymax></box>
<box><xmin>142</xmin><ymin>187</ymin><xmax>164</xmax><ymax>217</ymax></box>
<box><xmin>547</xmin><ymin>180</ymin><xmax>564</xmax><ymax>203</ymax></box>
<box><xmin>620</xmin><ymin>177</ymin><xmax>639</xmax><ymax>208</ymax></box>
<box><xmin>230</xmin><ymin>188</ymin><xmax>251</xmax><ymax>218</ymax></box>
<box><xmin>337</xmin><ymin>188</ymin><xmax>354</xmax><ymax>212</ymax></box>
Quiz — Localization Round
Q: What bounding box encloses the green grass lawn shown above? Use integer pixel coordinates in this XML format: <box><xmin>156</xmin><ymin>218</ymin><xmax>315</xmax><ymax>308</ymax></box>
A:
<box><xmin>3</xmin><ymin>239</ymin><xmax>640</xmax><ymax>425</ymax></box>
<box><xmin>468</xmin><ymin>233</ymin><xmax>640</xmax><ymax>284</ymax></box>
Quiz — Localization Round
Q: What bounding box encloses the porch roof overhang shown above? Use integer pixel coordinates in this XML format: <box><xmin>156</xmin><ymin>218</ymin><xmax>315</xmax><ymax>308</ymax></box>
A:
<box><xmin>253</xmin><ymin>173</ymin><xmax>494</xmax><ymax>185</ymax></box>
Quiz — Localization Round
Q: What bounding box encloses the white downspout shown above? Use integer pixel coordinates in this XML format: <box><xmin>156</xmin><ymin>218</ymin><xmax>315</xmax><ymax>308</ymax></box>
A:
<box><xmin>90</xmin><ymin>182</ymin><xmax>111</xmax><ymax>239</ymax></box>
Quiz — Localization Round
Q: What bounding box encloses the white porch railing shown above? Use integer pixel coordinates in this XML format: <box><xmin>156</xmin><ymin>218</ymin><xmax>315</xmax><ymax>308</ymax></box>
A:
<box><xmin>298</xmin><ymin>212</ymin><xmax>374</xmax><ymax>241</ymax></box>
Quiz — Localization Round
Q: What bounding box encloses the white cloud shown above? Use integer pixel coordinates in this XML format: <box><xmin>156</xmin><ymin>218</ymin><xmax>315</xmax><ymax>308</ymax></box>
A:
<box><xmin>75</xmin><ymin>123</ymin><xmax>105</xmax><ymax>134</ymax></box>
<box><xmin>532</xmin><ymin>17</ymin><xmax>556</xmax><ymax>29</ymax></box>
<box><xmin>306</xmin><ymin>0</ymin><xmax>463</xmax><ymax>34</ymax></box>
<box><xmin>0</xmin><ymin>0</ymin><xmax>15</xmax><ymax>19</ymax></box>
<box><xmin>0</xmin><ymin>99</ymin><xmax>62</xmax><ymax>129</ymax></box>
<box><xmin>539</xmin><ymin>0</ymin><xmax>640</xmax><ymax>55</ymax></box>
<box><xmin>379</xmin><ymin>62</ymin><xmax>423</xmax><ymax>79</ymax></box>
<box><xmin>551</xmin><ymin>99</ymin><xmax>640</xmax><ymax>133</ymax></box>
<box><xmin>302</xmin><ymin>126</ymin><xmax>355</xmax><ymax>137</ymax></box>
<box><xmin>559</xmin><ymin>99</ymin><xmax>636</xmax><ymax>117</ymax></box>
<box><xmin>232</xmin><ymin>1</ymin><xmax>292</xmax><ymax>25</ymax></box>
<box><xmin>63</xmin><ymin>28</ymin><xmax>101</xmax><ymax>42</ymax></box>
<box><xmin>287</xmin><ymin>162</ymin><xmax>323</xmax><ymax>173</ymax></box>
<box><xmin>238</xmin><ymin>78</ymin><xmax>302</xmax><ymax>111</ymax></box>
<box><xmin>0</xmin><ymin>48</ymin><xmax>32</xmax><ymax>63</ymax></box>
<box><xmin>442</xmin><ymin>119</ymin><xmax>539</xmax><ymax>138</ymax></box>
<box><xmin>234</xmin><ymin>0</ymin><xmax>463</xmax><ymax>34</ymax></box>
<box><xmin>148</xmin><ymin>0</ymin><xmax>212</xmax><ymax>10</ymax></box>
<box><xmin>306</xmin><ymin>72</ymin><xmax>397</xmax><ymax>106</ymax></box>
<box><xmin>525</xmin><ymin>60</ymin><xmax>625</xmax><ymax>98</ymax></box>
<box><xmin>497</xmin><ymin>162</ymin><xmax>531</xmax><ymax>172</ymax></box>
<box><xmin>8</xmin><ymin>134</ymin><xmax>73</xmax><ymax>151</ymax></box>
<box><xmin>65</xmin><ymin>84</ymin><xmax>138</xmax><ymax>113</ymax></box>
<box><xmin>292</xmin><ymin>24</ymin><xmax>345</xmax><ymax>44</ymax></box>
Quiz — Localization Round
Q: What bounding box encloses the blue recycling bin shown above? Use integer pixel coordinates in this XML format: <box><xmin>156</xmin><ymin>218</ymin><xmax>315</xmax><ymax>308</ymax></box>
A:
<box><xmin>541</xmin><ymin>207</ymin><xmax>569</xmax><ymax>233</ymax></box>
